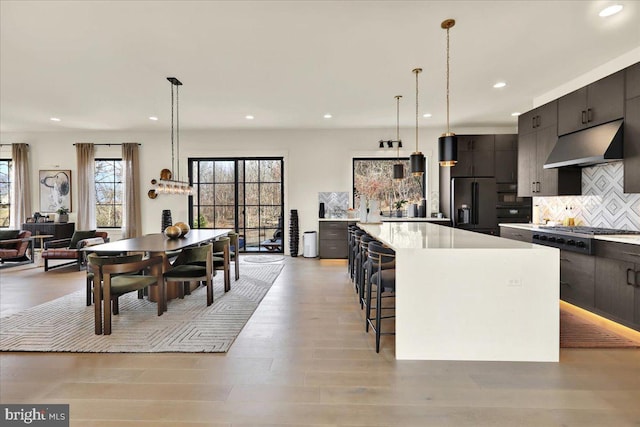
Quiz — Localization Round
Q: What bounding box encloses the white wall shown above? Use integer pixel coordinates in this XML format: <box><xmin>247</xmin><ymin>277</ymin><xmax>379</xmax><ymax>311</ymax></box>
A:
<box><xmin>1</xmin><ymin>125</ymin><xmax>513</xmax><ymax>253</ymax></box>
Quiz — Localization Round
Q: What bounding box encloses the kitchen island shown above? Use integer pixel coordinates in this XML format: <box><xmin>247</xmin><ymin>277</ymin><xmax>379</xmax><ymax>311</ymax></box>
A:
<box><xmin>359</xmin><ymin>222</ymin><xmax>559</xmax><ymax>362</ymax></box>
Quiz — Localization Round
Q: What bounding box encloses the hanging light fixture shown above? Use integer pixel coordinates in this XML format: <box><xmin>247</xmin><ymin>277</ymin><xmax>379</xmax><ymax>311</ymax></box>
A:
<box><xmin>393</xmin><ymin>95</ymin><xmax>404</xmax><ymax>180</ymax></box>
<box><xmin>154</xmin><ymin>77</ymin><xmax>193</xmax><ymax>195</ymax></box>
<box><xmin>410</xmin><ymin>68</ymin><xmax>425</xmax><ymax>176</ymax></box>
<box><xmin>438</xmin><ymin>19</ymin><xmax>458</xmax><ymax>167</ymax></box>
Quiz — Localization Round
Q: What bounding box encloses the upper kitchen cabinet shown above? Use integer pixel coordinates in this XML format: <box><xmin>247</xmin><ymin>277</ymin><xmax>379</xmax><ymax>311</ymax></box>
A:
<box><xmin>450</xmin><ymin>135</ymin><xmax>495</xmax><ymax>178</ymax></box>
<box><xmin>517</xmin><ymin>101</ymin><xmax>581</xmax><ymax>197</ymax></box>
<box><xmin>494</xmin><ymin>134</ymin><xmax>518</xmax><ymax>183</ymax></box>
<box><xmin>624</xmin><ymin>96</ymin><xmax>640</xmax><ymax>193</ymax></box>
<box><xmin>557</xmin><ymin>70</ymin><xmax>624</xmax><ymax>136</ymax></box>
<box><xmin>626</xmin><ymin>62</ymin><xmax>640</xmax><ymax>100</ymax></box>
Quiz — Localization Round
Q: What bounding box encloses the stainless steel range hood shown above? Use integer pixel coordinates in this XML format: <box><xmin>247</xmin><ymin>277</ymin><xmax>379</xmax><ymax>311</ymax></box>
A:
<box><xmin>543</xmin><ymin>119</ymin><xmax>623</xmax><ymax>169</ymax></box>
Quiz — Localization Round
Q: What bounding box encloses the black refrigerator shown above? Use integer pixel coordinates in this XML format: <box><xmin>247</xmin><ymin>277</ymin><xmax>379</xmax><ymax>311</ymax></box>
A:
<box><xmin>450</xmin><ymin>177</ymin><xmax>498</xmax><ymax>235</ymax></box>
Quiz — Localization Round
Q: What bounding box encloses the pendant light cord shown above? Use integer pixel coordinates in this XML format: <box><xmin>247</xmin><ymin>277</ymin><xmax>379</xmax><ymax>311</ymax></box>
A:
<box><xmin>446</xmin><ymin>26</ymin><xmax>451</xmax><ymax>135</ymax></box>
<box><xmin>170</xmin><ymin>82</ymin><xmax>175</xmax><ymax>176</ymax></box>
<box><xmin>395</xmin><ymin>95</ymin><xmax>401</xmax><ymax>160</ymax></box>
<box><xmin>414</xmin><ymin>69</ymin><xmax>419</xmax><ymax>152</ymax></box>
<box><xmin>176</xmin><ymin>83</ymin><xmax>180</xmax><ymax>181</ymax></box>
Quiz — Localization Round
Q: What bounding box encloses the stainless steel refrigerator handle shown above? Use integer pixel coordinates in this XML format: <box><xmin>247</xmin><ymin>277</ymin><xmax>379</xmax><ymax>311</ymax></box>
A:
<box><xmin>471</xmin><ymin>182</ymin><xmax>479</xmax><ymax>225</ymax></box>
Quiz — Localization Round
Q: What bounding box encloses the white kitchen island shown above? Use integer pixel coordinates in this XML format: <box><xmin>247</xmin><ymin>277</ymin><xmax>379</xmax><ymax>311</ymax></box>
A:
<box><xmin>359</xmin><ymin>222</ymin><xmax>560</xmax><ymax>362</ymax></box>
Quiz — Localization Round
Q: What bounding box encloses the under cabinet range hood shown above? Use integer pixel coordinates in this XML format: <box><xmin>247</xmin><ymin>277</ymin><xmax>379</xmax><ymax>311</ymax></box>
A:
<box><xmin>543</xmin><ymin>119</ymin><xmax>623</xmax><ymax>169</ymax></box>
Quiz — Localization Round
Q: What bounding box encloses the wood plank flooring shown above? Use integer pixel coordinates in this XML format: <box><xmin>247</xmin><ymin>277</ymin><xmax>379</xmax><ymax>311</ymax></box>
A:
<box><xmin>1</xmin><ymin>257</ymin><xmax>640</xmax><ymax>426</ymax></box>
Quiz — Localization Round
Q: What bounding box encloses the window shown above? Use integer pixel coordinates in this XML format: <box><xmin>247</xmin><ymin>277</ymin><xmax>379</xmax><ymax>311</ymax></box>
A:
<box><xmin>353</xmin><ymin>158</ymin><xmax>425</xmax><ymax>213</ymax></box>
<box><xmin>0</xmin><ymin>159</ymin><xmax>11</xmax><ymax>227</ymax></box>
<box><xmin>95</xmin><ymin>159</ymin><xmax>122</xmax><ymax>228</ymax></box>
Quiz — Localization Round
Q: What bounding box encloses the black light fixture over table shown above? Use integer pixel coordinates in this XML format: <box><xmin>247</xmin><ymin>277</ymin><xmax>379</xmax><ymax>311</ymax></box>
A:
<box><xmin>438</xmin><ymin>19</ymin><xmax>458</xmax><ymax>167</ymax></box>
<box><xmin>410</xmin><ymin>68</ymin><xmax>425</xmax><ymax>176</ymax></box>
<box><xmin>393</xmin><ymin>95</ymin><xmax>404</xmax><ymax>180</ymax></box>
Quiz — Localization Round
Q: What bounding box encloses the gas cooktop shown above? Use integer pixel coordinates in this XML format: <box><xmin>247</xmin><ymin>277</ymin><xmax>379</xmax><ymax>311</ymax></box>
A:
<box><xmin>539</xmin><ymin>226</ymin><xmax>640</xmax><ymax>236</ymax></box>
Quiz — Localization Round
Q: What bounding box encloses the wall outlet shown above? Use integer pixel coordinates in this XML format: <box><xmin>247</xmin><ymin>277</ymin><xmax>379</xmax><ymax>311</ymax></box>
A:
<box><xmin>507</xmin><ymin>278</ymin><xmax>523</xmax><ymax>287</ymax></box>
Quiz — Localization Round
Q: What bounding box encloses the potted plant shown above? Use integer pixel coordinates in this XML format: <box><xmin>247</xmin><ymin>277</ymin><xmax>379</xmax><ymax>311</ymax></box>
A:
<box><xmin>56</xmin><ymin>207</ymin><xmax>69</xmax><ymax>223</ymax></box>
<box><xmin>394</xmin><ymin>199</ymin><xmax>407</xmax><ymax>217</ymax></box>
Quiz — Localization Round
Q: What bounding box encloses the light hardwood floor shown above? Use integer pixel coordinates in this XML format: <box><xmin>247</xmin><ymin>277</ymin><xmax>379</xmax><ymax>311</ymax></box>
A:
<box><xmin>1</xmin><ymin>257</ymin><xmax>640</xmax><ymax>426</ymax></box>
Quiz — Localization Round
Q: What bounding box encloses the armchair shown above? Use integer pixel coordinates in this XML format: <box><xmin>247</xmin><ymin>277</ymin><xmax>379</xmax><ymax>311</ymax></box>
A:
<box><xmin>42</xmin><ymin>230</ymin><xmax>109</xmax><ymax>271</ymax></box>
<box><xmin>0</xmin><ymin>230</ymin><xmax>33</xmax><ymax>268</ymax></box>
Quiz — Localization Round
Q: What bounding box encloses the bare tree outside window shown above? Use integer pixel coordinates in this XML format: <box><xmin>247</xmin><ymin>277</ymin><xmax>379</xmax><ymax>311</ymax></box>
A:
<box><xmin>353</xmin><ymin>158</ymin><xmax>424</xmax><ymax>214</ymax></box>
<box><xmin>0</xmin><ymin>159</ymin><xmax>11</xmax><ymax>227</ymax></box>
<box><xmin>95</xmin><ymin>159</ymin><xmax>122</xmax><ymax>228</ymax></box>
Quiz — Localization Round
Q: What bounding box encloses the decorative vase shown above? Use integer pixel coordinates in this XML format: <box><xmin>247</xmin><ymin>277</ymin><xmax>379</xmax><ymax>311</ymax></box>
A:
<box><xmin>57</xmin><ymin>213</ymin><xmax>69</xmax><ymax>223</ymax></box>
<box><xmin>289</xmin><ymin>209</ymin><xmax>299</xmax><ymax>257</ymax></box>
<box><xmin>161</xmin><ymin>210</ymin><xmax>172</xmax><ymax>232</ymax></box>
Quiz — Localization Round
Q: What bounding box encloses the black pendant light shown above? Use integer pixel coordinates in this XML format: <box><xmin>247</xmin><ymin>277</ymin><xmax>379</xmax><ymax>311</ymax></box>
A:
<box><xmin>393</xmin><ymin>95</ymin><xmax>404</xmax><ymax>180</ymax></box>
<box><xmin>410</xmin><ymin>68</ymin><xmax>425</xmax><ymax>176</ymax></box>
<box><xmin>438</xmin><ymin>19</ymin><xmax>458</xmax><ymax>167</ymax></box>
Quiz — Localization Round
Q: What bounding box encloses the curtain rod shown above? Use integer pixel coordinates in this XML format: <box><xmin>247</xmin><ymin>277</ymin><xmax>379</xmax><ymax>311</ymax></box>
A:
<box><xmin>0</xmin><ymin>143</ymin><xmax>30</xmax><ymax>146</ymax></box>
<box><xmin>72</xmin><ymin>143</ymin><xmax>141</xmax><ymax>146</ymax></box>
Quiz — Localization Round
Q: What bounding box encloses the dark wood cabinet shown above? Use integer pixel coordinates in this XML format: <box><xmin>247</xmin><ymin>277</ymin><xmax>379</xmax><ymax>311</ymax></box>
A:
<box><xmin>517</xmin><ymin>101</ymin><xmax>581</xmax><ymax>197</ymax></box>
<box><xmin>594</xmin><ymin>240</ymin><xmax>640</xmax><ymax>330</ymax></box>
<box><xmin>624</xmin><ymin>96</ymin><xmax>640</xmax><ymax>193</ymax></box>
<box><xmin>499</xmin><ymin>226</ymin><xmax>532</xmax><ymax>243</ymax></box>
<box><xmin>557</xmin><ymin>71</ymin><xmax>624</xmax><ymax>136</ymax></box>
<box><xmin>22</xmin><ymin>222</ymin><xmax>75</xmax><ymax>248</ymax></box>
<box><xmin>450</xmin><ymin>135</ymin><xmax>495</xmax><ymax>178</ymax></box>
<box><xmin>559</xmin><ymin>250</ymin><xmax>595</xmax><ymax>310</ymax></box>
<box><xmin>319</xmin><ymin>221</ymin><xmax>352</xmax><ymax>259</ymax></box>
<box><xmin>626</xmin><ymin>62</ymin><xmax>640</xmax><ymax>100</ymax></box>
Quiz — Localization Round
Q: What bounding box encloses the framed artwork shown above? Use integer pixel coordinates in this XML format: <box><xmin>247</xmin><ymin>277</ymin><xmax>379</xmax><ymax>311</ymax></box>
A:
<box><xmin>39</xmin><ymin>170</ymin><xmax>72</xmax><ymax>213</ymax></box>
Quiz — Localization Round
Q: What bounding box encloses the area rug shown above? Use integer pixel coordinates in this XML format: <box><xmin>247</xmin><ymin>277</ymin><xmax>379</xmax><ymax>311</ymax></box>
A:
<box><xmin>0</xmin><ymin>263</ymin><xmax>283</xmax><ymax>353</ymax></box>
<box><xmin>560</xmin><ymin>310</ymin><xmax>640</xmax><ymax>348</ymax></box>
<box><xmin>242</xmin><ymin>255</ymin><xmax>285</xmax><ymax>263</ymax></box>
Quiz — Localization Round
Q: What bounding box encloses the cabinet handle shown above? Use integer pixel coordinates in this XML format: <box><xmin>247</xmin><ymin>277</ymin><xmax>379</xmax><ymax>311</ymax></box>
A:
<box><xmin>536</xmin><ymin>115</ymin><xmax>541</xmax><ymax>128</ymax></box>
<box><xmin>560</xmin><ymin>258</ymin><xmax>570</xmax><ymax>262</ymax></box>
<box><xmin>587</xmin><ymin>108</ymin><xmax>592</xmax><ymax>123</ymax></box>
<box><xmin>627</xmin><ymin>268</ymin><xmax>636</xmax><ymax>286</ymax></box>
<box><xmin>532</xmin><ymin>116</ymin><xmax>536</xmax><ymax>129</ymax></box>
<box><xmin>536</xmin><ymin>182</ymin><xmax>541</xmax><ymax>193</ymax></box>
<box><xmin>581</xmin><ymin>110</ymin><xmax>587</xmax><ymax>124</ymax></box>
<box><xmin>622</xmin><ymin>252</ymin><xmax>640</xmax><ymax>257</ymax></box>
<box><xmin>560</xmin><ymin>281</ymin><xmax>570</xmax><ymax>286</ymax></box>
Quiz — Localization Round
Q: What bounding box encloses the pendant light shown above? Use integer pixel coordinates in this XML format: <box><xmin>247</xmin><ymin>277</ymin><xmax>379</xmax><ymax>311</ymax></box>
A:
<box><xmin>410</xmin><ymin>68</ymin><xmax>426</xmax><ymax>176</ymax></box>
<box><xmin>154</xmin><ymin>77</ymin><xmax>193</xmax><ymax>195</ymax></box>
<box><xmin>393</xmin><ymin>95</ymin><xmax>404</xmax><ymax>180</ymax></box>
<box><xmin>438</xmin><ymin>19</ymin><xmax>458</xmax><ymax>167</ymax></box>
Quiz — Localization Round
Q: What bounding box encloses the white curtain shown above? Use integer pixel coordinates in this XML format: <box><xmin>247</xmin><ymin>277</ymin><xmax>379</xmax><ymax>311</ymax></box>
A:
<box><xmin>122</xmin><ymin>143</ymin><xmax>142</xmax><ymax>238</ymax></box>
<box><xmin>10</xmin><ymin>143</ymin><xmax>31</xmax><ymax>229</ymax></box>
<box><xmin>76</xmin><ymin>143</ymin><xmax>95</xmax><ymax>230</ymax></box>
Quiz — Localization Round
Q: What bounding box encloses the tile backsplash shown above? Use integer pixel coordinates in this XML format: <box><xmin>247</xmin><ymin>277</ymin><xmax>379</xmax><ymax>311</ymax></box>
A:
<box><xmin>318</xmin><ymin>192</ymin><xmax>349</xmax><ymax>218</ymax></box>
<box><xmin>534</xmin><ymin>162</ymin><xmax>640</xmax><ymax>231</ymax></box>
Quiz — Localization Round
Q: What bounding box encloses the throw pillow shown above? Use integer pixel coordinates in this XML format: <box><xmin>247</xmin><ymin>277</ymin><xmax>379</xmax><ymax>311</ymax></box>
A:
<box><xmin>0</xmin><ymin>229</ymin><xmax>21</xmax><ymax>240</ymax></box>
<box><xmin>69</xmin><ymin>230</ymin><xmax>96</xmax><ymax>249</ymax></box>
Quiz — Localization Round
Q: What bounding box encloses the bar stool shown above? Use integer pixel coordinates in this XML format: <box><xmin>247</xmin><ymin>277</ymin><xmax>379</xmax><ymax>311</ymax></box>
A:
<box><xmin>350</xmin><ymin>229</ymin><xmax>366</xmax><ymax>282</ymax></box>
<box><xmin>355</xmin><ymin>234</ymin><xmax>375</xmax><ymax>307</ymax></box>
<box><xmin>347</xmin><ymin>224</ymin><xmax>359</xmax><ymax>276</ymax></box>
<box><xmin>365</xmin><ymin>241</ymin><xmax>396</xmax><ymax>353</ymax></box>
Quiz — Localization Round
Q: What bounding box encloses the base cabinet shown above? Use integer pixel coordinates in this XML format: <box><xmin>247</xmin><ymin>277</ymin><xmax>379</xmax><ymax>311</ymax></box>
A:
<box><xmin>319</xmin><ymin>221</ymin><xmax>354</xmax><ymax>259</ymax></box>
<box><xmin>22</xmin><ymin>222</ymin><xmax>75</xmax><ymax>248</ymax></box>
<box><xmin>560</xmin><ymin>251</ymin><xmax>595</xmax><ymax>310</ymax></box>
<box><xmin>594</xmin><ymin>240</ymin><xmax>640</xmax><ymax>330</ymax></box>
<box><xmin>499</xmin><ymin>226</ymin><xmax>532</xmax><ymax>243</ymax></box>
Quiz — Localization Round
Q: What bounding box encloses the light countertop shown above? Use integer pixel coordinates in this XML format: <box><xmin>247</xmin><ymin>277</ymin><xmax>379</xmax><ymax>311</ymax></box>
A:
<box><xmin>499</xmin><ymin>223</ymin><xmax>640</xmax><ymax>246</ymax></box>
<box><xmin>319</xmin><ymin>217</ymin><xmax>450</xmax><ymax>222</ymax></box>
<box><xmin>361</xmin><ymin>222</ymin><xmax>545</xmax><ymax>250</ymax></box>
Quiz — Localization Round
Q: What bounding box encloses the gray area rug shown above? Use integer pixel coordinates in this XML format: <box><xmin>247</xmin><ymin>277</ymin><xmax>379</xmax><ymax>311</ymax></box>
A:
<box><xmin>0</xmin><ymin>263</ymin><xmax>283</xmax><ymax>353</ymax></box>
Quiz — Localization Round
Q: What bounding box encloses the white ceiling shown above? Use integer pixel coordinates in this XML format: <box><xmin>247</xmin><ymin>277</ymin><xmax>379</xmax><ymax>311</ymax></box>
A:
<box><xmin>1</xmin><ymin>1</ymin><xmax>639</xmax><ymax>133</ymax></box>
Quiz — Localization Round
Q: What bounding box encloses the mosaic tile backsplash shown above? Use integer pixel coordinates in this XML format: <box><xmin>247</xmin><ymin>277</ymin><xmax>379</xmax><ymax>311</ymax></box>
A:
<box><xmin>318</xmin><ymin>192</ymin><xmax>349</xmax><ymax>218</ymax></box>
<box><xmin>534</xmin><ymin>162</ymin><xmax>640</xmax><ymax>231</ymax></box>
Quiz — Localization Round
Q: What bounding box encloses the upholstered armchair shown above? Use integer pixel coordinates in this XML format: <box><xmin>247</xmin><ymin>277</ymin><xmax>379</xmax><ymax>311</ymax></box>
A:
<box><xmin>42</xmin><ymin>230</ymin><xmax>109</xmax><ymax>271</ymax></box>
<box><xmin>0</xmin><ymin>230</ymin><xmax>33</xmax><ymax>268</ymax></box>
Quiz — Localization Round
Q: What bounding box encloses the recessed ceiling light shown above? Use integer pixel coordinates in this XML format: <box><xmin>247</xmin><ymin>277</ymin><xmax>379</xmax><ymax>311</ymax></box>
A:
<box><xmin>50</xmin><ymin>117</ymin><xmax>61</xmax><ymax>122</ymax></box>
<box><xmin>493</xmin><ymin>82</ymin><xmax>507</xmax><ymax>88</ymax></box>
<box><xmin>149</xmin><ymin>116</ymin><xmax>158</xmax><ymax>121</ymax></box>
<box><xmin>245</xmin><ymin>115</ymin><xmax>254</xmax><ymax>120</ymax></box>
<box><xmin>511</xmin><ymin>112</ymin><xmax>521</xmax><ymax>117</ymax></box>
<box><xmin>422</xmin><ymin>113</ymin><xmax>432</xmax><ymax>118</ymax></box>
<box><xmin>599</xmin><ymin>4</ymin><xmax>623</xmax><ymax>17</ymax></box>
<box><xmin>323</xmin><ymin>113</ymin><xmax>332</xmax><ymax>119</ymax></box>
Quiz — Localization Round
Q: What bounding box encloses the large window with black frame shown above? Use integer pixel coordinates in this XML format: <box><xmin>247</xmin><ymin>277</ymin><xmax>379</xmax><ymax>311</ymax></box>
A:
<box><xmin>0</xmin><ymin>159</ymin><xmax>11</xmax><ymax>227</ymax></box>
<box><xmin>95</xmin><ymin>158</ymin><xmax>123</xmax><ymax>228</ymax></box>
<box><xmin>189</xmin><ymin>157</ymin><xmax>284</xmax><ymax>253</ymax></box>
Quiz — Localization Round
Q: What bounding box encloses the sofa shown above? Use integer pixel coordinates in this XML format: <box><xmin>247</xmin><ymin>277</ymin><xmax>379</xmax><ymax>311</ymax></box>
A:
<box><xmin>42</xmin><ymin>230</ymin><xmax>109</xmax><ymax>271</ymax></box>
<box><xmin>0</xmin><ymin>229</ymin><xmax>33</xmax><ymax>268</ymax></box>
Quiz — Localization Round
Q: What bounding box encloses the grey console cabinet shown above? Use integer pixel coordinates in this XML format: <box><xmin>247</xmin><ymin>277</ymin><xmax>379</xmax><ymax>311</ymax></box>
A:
<box><xmin>319</xmin><ymin>221</ymin><xmax>354</xmax><ymax>259</ymax></box>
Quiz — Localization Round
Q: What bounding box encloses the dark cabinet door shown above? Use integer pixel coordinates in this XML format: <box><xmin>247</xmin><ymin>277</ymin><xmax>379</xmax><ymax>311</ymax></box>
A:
<box><xmin>595</xmin><ymin>256</ymin><xmax>635</xmax><ymax>325</ymax></box>
<box><xmin>558</xmin><ymin>87</ymin><xmax>588</xmax><ymax>135</ymax></box>
<box><xmin>450</xmin><ymin>150</ymin><xmax>473</xmax><ymax>177</ymax></box>
<box><xmin>536</xmin><ymin>126</ymin><xmax>559</xmax><ymax>197</ymax></box>
<box><xmin>471</xmin><ymin>135</ymin><xmax>495</xmax><ymax>177</ymax></box>
<box><xmin>517</xmin><ymin>132</ymin><xmax>536</xmax><ymax>197</ymax></box>
<box><xmin>587</xmin><ymin>70</ymin><xmax>624</xmax><ymax>128</ymax></box>
<box><xmin>626</xmin><ymin>62</ymin><xmax>640</xmax><ymax>100</ymax></box>
<box><xmin>495</xmin><ymin>150</ymin><xmax>517</xmax><ymax>183</ymax></box>
<box><xmin>560</xmin><ymin>251</ymin><xmax>595</xmax><ymax>310</ymax></box>
<box><xmin>624</xmin><ymin>97</ymin><xmax>640</xmax><ymax>193</ymax></box>
<box><xmin>518</xmin><ymin>110</ymin><xmax>536</xmax><ymax>134</ymax></box>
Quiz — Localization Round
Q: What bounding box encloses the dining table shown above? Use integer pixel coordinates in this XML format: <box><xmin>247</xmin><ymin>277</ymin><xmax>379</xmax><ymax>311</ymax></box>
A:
<box><xmin>86</xmin><ymin>229</ymin><xmax>231</xmax><ymax>328</ymax></box>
